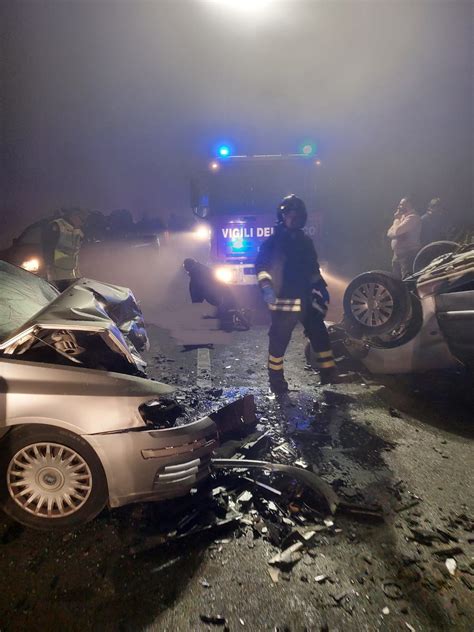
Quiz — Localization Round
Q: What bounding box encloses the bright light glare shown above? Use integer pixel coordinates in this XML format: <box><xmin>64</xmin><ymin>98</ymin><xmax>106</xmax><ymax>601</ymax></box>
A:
<box><xmin>210</xmin><ymin>0</ymin><xmax>274</xmax><ymax>12</ymax></box>
<box><xmin>214</xmin><ymin>266</ymin><xmax>233</xmax><ymax>284</ymax></box>
<box><xmin>218</xmin><ymin>145</ymin><xmax>230</xmax><ymax>157</ymax></box>
<box><xmin>210</xmin><ymin>161</ymin><xmax>220</xmax><ymax>171</ymax></box>
<box><xmin>193</xmin><ymin>225</ymin><xmax>211</xmax><ymax>240</ymax></box>
<box><xmin>21</xmin><ymin>258</ymin><xmax>40</xmax><ymax>272</ymax></box>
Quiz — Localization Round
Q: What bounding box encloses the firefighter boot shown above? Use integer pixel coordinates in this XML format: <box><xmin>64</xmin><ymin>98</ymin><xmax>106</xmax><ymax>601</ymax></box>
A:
<box><xmin>269</xmin><ymin>371</ymin><xmax>289</xmax><ymax>394</ymax></box>
<box><xmin>268</xmin><ymin>354</ymin><xmax>288</xmax><ymax>394</ymax></box>
<box><xmin>319</xmin><ymin>367</ymin><xmax>340</xmax><ymax>385</ymax></box>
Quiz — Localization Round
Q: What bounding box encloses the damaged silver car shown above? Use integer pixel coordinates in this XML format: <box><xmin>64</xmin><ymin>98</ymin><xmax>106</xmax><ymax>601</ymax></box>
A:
<box><xmin>339</xmin><ymin>243</ymin><xmax>474</xmax><ymax>373</ymax></box>
<box><xmin>0</xmin><ymin>261</ymin><xmax>149</xmax><ymax>375</ymax></box>
<box><xmin>0</xmin><ymin>262</ymin><xmax>218</xmax><ymax>529</ymax></box>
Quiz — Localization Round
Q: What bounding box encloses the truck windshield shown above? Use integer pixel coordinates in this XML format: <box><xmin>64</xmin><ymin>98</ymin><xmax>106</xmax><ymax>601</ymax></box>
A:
<box><xmin>208</xmin><ymin>159</ymin><xmax>317</xmax><ymax>216</ymax></box>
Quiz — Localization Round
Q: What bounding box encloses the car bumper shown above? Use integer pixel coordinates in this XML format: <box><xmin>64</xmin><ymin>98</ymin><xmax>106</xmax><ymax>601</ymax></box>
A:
<box><xmin>84</xmin><ymin>416</ymin><xmax>218</xmax><ymax>508</ymax></box>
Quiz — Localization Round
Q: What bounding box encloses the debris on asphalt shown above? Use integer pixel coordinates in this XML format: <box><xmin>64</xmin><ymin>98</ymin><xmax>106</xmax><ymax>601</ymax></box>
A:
<box><xmin>199</xmin><ymin>613</ymin><xmax>227</xmax><ymax>626</ymax></box>
<box><xmin>269</xmin><ymin>541</ymin><xmax>304</xmax><ymax>569</ymax></box>
<box><xmin>460</xmin><ymin>575</ymin><xmax>473</xmax><ymax>590</ymax></box>
<box><xmin>445</xmin><ymin>558</ymin><xmax>457</xmax><ymax>576</ymax></box>
<box><xmin>268</xmin><ymin>567</ymin><xmax>280</xmax><ymax>583</ymax></box>
<box><xmin>382</xmin><ymin>581</ymin><xmax>403</xmax><ymax>600</ymax></box>
<box><xmin>211</xmin><ymin>458</ymin><xmax>340</xmax><ymax>514</ymax></box>
<box><xmin>394</xmin><ymin>500</ymin><xmax>420</xmax><ymax>513</ymax></box>
<box><xmin>432</xmin><ymin>545</ymin><xmax>464</xmax><ymax>558</ymax></box>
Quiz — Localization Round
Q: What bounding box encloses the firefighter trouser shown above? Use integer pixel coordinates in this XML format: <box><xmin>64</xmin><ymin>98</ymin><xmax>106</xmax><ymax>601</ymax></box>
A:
<box><xmin>267</xmin><ymin>307</ymin><xmax>335</xmax><ymax>391</ymax></box>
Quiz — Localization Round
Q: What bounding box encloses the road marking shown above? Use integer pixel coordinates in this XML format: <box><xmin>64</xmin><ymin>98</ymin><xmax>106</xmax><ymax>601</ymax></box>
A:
<box><xmin>196</xmin><ymin>347</ymin><xmax>212</xmax><ymax>387</ymax></box>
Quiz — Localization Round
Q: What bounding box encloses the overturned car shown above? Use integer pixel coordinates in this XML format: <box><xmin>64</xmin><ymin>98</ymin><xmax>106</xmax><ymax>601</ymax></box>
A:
<box><xmin>339</xmin><ymin>243</ymin><xmax>474</xmax><ymax>373</ymax></box>
<box><xmin>0</xmin><ymin>262</ymin><xmax>221</xmax><ymax>530</ymax></box>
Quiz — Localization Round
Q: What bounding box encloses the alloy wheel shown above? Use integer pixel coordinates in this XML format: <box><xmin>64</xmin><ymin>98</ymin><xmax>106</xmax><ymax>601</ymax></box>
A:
<box><xmin>350</xmin><ymin>282</ymin><xmax>394</xmax><ymax>328</ymax></box>
<box><xmin>7</xmin><ymin>442</ymin><xmax>93</xmax><ymax>518</ymax></box>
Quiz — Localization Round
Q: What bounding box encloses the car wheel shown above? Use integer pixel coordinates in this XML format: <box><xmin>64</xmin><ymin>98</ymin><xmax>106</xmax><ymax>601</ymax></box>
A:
<box><xmin>0</xmin><ymin>424</ymin><xmax>108</xmax><ymax>530</ymax></box>
<box><xmin>413</xmin><ymin>241</ymin><xmax>459</xmax><ymax>273</ymax></box>
<box><xmin>343</xmin><ymin>271</ymin><xmax>411</xmax><ymax>337</ymax></box>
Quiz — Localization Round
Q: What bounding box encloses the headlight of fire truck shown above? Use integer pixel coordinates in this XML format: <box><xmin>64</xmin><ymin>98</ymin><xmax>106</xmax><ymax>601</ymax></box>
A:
<box><xmin>20</xmin><ymin>257</ymin><xmax>40</xmax><ymax>273</ymax></box>
<box><xmin>214</xmin><ymin>266</ymin><xmax>233</xmax><ymax>284</ymax></box>
<box><xmin>193</xmin><ymin>224</ymin><xmax>211</xmax><ymax>240</ymax></box>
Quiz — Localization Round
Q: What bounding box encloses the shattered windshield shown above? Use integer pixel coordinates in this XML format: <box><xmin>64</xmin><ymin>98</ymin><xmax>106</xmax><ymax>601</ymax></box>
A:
<box><xmin>0</xmin><ymin>261</ymin><xmax>59</xmax><ymax>341</ymax></box>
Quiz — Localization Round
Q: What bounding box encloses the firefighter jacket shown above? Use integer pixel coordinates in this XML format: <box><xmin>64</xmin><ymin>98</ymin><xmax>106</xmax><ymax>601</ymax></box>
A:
<box><xmin>46</xmin><ymin>218</ymin><xmax>83</xmax><ymax>280</ymax></box>
<box><xmin>255</xmin><ymin>225</ymin><xmax>324</xmax><ymax>312</ymax></box>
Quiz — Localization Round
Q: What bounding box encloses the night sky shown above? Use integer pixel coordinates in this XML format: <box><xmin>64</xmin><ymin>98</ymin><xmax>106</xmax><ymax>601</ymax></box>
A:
<box><xmin>1</xmin><ymin>0</ymin><xmax>472</xmax><ymax>271</ymax></box>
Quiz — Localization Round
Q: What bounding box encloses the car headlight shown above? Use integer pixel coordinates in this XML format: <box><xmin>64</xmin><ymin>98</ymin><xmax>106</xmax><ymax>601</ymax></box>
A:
<box><xmin>20</xmin><ymin>257</ymin><xmax>40</xmax><ymax>272</ymax></box>
<box><xmin>193</xmin><ymin>225</ymin><xmax>211</xmax><ymax>240</ymax></box>
<box><xmin>214</xmin><ymin>266</ymin><xmax>233</xmax><ymax>284</ymax></box>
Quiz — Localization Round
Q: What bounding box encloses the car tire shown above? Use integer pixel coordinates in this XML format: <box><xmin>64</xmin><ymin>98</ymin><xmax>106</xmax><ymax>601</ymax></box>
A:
<box><xmin>413</xmin><ymin>241</ymin><xmax>459</xmax><ymax>274</ymax></box>
<box><xmin>369</xmin><ymin>294</ymin><xmax>423</xmax><ymax>348</ymax></box>
<box><xmin>343</xmin><ymin>271</ymin><xmax>411</xmax><ymax>337</ymax></box>
<box><xmin>0</xmin><ymin>424</ymin><xmax>108</xmax><ymax>531</ymax></box>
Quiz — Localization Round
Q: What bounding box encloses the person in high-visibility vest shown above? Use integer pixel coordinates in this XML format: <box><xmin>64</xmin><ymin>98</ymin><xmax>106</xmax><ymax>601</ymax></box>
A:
<box><xmin>255</xmin><ymin>195</ymin><xmax>338</xmax><ymax>393</ymax></box>
<box><xmin>43</xmin><ymin>208</ymin><xmax>88</xmax><ymax>290</ymax></box>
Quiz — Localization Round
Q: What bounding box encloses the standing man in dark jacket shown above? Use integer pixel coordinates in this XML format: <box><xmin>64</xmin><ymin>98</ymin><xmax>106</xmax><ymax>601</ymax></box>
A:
<box><xmin>421</xmin><ymin>198</ymin><xmax>452</xmax><ymax>245</ymax></box>
<box><xmin>255</xmin><ymin>195</ymin><xmax>337</xmax><ymax>393</ymax></box>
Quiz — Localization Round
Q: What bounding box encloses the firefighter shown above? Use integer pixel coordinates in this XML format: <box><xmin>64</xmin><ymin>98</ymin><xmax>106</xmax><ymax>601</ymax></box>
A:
<box><xmin>43</xmin><ymin>207</ymin><xmax>88</xmax><ymax>291</ymax></box>
<box><xmin>255</xmin><ymin>194</ymin><xmax>337</xmax><ymax>393</ymax></box>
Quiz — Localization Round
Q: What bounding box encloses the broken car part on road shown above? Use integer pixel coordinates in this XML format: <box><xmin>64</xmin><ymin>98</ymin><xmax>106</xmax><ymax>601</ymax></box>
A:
<box><xmin>211</xmin><ymin>458</ymin><xmax>339</xmax><ymax>515</ymax></box>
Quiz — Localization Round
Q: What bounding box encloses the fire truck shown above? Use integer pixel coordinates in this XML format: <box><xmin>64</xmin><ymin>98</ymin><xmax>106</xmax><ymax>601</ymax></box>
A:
<box><xmin>191</xmin><ymin>145</ymin><xmax>322</xmax><ymax>287</ymax></box>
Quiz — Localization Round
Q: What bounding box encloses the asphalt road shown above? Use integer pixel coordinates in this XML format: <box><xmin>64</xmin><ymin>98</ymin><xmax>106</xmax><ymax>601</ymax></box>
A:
<box><xmin>1</xmin><ymin>312</ymin><xmax>473</xmax><ymax>632</ymax></box>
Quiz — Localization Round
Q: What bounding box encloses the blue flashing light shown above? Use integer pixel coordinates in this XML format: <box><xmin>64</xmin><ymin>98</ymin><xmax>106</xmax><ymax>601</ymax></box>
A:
<box><xmin>218</xmin><ymin>145</ymin><xmax>230</xmax><ymax>157</ymax></box>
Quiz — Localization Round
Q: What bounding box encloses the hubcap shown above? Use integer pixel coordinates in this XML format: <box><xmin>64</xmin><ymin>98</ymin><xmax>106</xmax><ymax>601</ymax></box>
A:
<box><xmin>350</xmin><ymin>282</ymin><xmax>394</xmax><ymax>327</ymax></box>
<box><xmin>7</xmin><ymin>442</ymin><xmax>92</xmax><ymax>519</ymax></box>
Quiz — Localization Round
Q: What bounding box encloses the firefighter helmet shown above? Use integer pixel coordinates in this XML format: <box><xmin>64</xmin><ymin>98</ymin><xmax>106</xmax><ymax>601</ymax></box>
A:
<box><xmin>277</xmin><ymin>194</ymin><xmax>307</xmax><ymax>229</ymax></box>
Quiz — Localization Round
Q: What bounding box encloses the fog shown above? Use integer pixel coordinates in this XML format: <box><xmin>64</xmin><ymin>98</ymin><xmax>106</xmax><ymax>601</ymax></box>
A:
<box><xmin>1</xmin><ymin>0</ymin><xmax>472</xmax><ymax>273</ymax></box>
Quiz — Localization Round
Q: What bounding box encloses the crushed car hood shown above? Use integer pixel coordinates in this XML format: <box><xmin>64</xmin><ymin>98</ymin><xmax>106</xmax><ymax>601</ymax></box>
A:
<box><xmin>0</xmin><ymin>262</ymin><xmax>148</xmax><ymax>374</ymax></box>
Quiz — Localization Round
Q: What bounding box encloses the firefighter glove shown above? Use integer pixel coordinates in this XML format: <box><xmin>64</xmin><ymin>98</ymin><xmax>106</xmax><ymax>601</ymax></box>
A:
<box><xmin>311</xmin><ymin>286</ymin><xmax>330</xmax><ymax>316</ymax></box>
<box><xmin>262</xmin><ymin>285</ymin><xmax>277</xmax><ymax>305</ymax></box>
